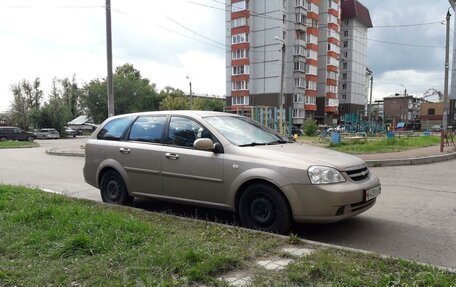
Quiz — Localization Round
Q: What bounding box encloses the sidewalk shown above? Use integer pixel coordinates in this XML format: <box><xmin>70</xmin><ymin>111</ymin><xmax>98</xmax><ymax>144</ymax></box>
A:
<box><xmin>356</xmin><ymin>145</ymin><xmax>456</xmax><ymax>167</ymax></box>
<box><xmin>46</xmin><ymin>143</ymin><xmax>456</xmax><ymax>167</ymax></box>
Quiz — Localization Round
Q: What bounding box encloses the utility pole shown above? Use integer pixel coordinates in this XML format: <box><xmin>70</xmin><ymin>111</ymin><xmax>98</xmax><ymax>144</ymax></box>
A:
<box><xmin>275</xmin><ymin>36</ymin><xmax>286</xmax><ymax>134</ymax></box>
<box><xmin>186</xmin><ymin>76</ymin><xmax>193</xmax><ymax>108</ymax></box>
<box><xmin>106</xmin><ymin>0</ymin><xmax>114</xmax><ymax>118</ymax></box>
<box><xmin>442</xmin><ymin>10</ymin><xmax>451</xmax><ymax>152</ymax></box>
<box><xmin>369</xmin><ymin>71</ymin><xmax>373</xmax><ymax>124</ymax></box>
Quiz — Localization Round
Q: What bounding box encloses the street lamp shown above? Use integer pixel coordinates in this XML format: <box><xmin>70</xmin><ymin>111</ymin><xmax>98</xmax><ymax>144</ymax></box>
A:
<box><xmin>186</xmin><ymin>76</ymin><xmax>193</xmax><ymax>108</ymax></box>
<box><xmin>274</xmin><ymin>36</ymin><xmax>285</xmax><ymax>134</ymax></box>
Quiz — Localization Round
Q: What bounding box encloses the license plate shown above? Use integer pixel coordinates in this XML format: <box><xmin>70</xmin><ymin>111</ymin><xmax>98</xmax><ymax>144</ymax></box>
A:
<box><xmin>365</xmin><ymin>185</ymin><xmax>381</xmax><ymax>201</ymax></box>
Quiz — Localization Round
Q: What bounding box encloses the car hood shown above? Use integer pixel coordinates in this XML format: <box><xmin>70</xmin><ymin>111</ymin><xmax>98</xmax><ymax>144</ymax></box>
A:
<box><xmin>236</xmin><ymin>142</ymin><xmax>366</xmax><ymax>171</ymax></box>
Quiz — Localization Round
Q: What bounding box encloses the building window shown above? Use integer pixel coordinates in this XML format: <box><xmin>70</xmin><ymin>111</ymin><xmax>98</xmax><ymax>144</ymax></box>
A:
<box><xmin>232</xmin><ymin>81</ymin><xmax>249</xmax><ymax>91</ymax></box>
<box><xmin>343</xmin><ymin>52</ymin><xmax>348</xmax><ymax>58</ymax></box>
<box><xmin>232</xmin><ymin>33</ymin><xmax>249</xmax><ymax>44</ymax></box>
<box><xmin>232</xmin><ymin>49</ymin><xmax>248</xmax><ymax>59</ymax></box>
<box><xmin>232</xmin><ymin>96</ymin><xmax>249</xmax><ymax>106</ymax></box>
<box><xmin>283</xmin><ymin>14</ymin><xmax>287</xmax><ymax>24</ymax></box>
<box><xmin>341</xmin><ymin>94</ymin><xmax>347</xmax><ymax>100</ymax></box>
<box><xmin>305</xmin><ymin>65</ymin><xmax>317</xmax><ymax>75</ymax></box>
<box><xmin>294</xmin><ymin>94</ymin><xmax>305</xmax><ymax>103</ymax></box>
<box><xmin>283</xmin><ymin>0</ymin><xmax>287</xmax><ymax>8</ymax></box>
<box><xmin>344</xmin><ymin>19</ymin><xmax>349</xmax><ymax>25</ymax></box>
<box><xmin>294</xmin><ymin>61</ymin><xmax>305</xmax><ymax>72</ymax></box>
<box><xmin>296</xmin><ymin>13</ymin><xmax>306</xmax><ymax>24</ymax></box>
<box><xmin>232</xmin><ymin>1</ymin><xmax>248</xmax><ymax>12</ymax></box>
<box><xmin>232</xmin><ymin>17</ymin><xmax>249</xmax><ymax>28</ymax></box>
<box><xmin>328</xmin><ymin>14</ymin><xmax>337</xmax><ymax>24</ymax></box>
<box><xmin>305</xmin><ymin>96</ymin><xmax>316</xmax><ymax>104</ymax></box>
<box><xmin>232</xmin><ymin>65</ymin><xmax>249</xmax><ymax>75</ymax></box>
<box><xmin>294</xmin><ymin>77</ymin><xmax>306</xmax><ymax>88</ymax></box>
<box><xmin>293</xmin><ymin>109</ymin><xmax>305</xmax><ymax>118</ymax></box>
<box><xmin>342</xmin><ymin>84</ymin><xmax>347</xmax><ymax>90</ymax></box>
<box><xmin>283</xmin><ymin>31</ymin><xmax>286</xmax><ymax>39</ymax></box>
<box><xmin>296</xmin><ymin>31</ymin><xmax>306</xmax><ymax>40</ymax></box>
<box><xmin>343</xmin><ymin>30</ymin><xmax>349</xmax><ymax>37</ymax></box>
<box><xmin>294</xmin><ymin>45</ymin><xmax>306</xmax><ymax>56</ymax></box>
<box><xmin>342</xmin><ymin>73</ymin><xmax>347</xmax><ymax>79</ymax></box>
<box><xmin>306</xmin><ymin>49</ymin><xmax>317</xmax><ymax>59</ymax></box>
<box><xmin>328</xmin><ymin>71</ymin><xmax>338</xmax><ymax>80</ymax></box>
<box><xmin>327</xmin><ymin>85</ymin><xmax>338</xmax><ymax>94</ymax></box>
<box><xmin>342</xmin><ymin>62</ymin><xmax>348</xmax><ymax>69</ymax></box>
<box><xmin>306</xmin><ymin>34</ymin><xmax>318</xmax><ymax>45</ymax></box>
<box><xmin>428</xmin><ymin>108</ymin><xmax>435</xmax><ymax>115</ymax></box>
<box><xmin>306</xmin><ymin>81</ymin><xmax>317</xmax><ymax>90</ymax></box>
<box><xmin>295</xmin><ymin>0</ymin><xmax>305</xmax><ymax>8</ymax></box>
<box><xmin>343</xmin><ymin>41</ymin><xmax>348</xmax><ymax>48</ymax></box>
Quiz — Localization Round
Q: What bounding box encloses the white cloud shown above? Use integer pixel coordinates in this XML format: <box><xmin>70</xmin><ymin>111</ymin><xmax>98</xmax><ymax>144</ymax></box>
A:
<box><xmin>373</xmin><ymin>69</ymin><xmax>444</xmax><ymax>102</ymax></box>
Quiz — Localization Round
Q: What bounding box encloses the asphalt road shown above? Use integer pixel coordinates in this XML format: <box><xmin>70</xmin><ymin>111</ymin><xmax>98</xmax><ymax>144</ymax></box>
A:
<box><xmin>1</xmin><ymin>138</ymin><xmax>455</xmax><ymax>269</ymax></box>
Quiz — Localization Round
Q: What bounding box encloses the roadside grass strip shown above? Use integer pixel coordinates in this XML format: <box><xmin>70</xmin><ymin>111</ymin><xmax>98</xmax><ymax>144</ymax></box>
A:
<box><xmin>1</xmin><ymin>185</ymin><xmax>455</xmax><ymax>286</ymax></box>
<box><xmin>329</xmin><ymin>136</ymin><xmax>441</xmax><ymax>154</ymax></box>
<box><xmin>0</xmin><ymin>141</ymin><xmax>39</xmax><ymax>149</ymax></box>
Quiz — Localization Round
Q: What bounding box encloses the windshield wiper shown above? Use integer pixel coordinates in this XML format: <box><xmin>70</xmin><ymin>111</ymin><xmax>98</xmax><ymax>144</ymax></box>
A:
<box><xmin>238</xmin><ymin>142</ymin><xmax>268</xmax><ymax>147</ymax></box>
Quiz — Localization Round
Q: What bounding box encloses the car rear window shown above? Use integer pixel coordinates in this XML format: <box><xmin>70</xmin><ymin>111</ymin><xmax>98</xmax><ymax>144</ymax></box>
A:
<box><xmin>97</xmin><ymin>116</ymin><xmax>135</xmax><ymax>141</ymax></box>
<box><xmin>128</xmin><ymin>116</ymin><xmax>166</xmax><ymax>143</ymax></box>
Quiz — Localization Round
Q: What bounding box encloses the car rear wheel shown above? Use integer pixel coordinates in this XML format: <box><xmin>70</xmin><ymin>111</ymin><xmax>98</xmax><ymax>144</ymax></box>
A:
<box><xmin>100</xmin><ymin>170</ymin><xmax>134</xmax><ymax>205</ymax></box>
<box><xmin>238</xmin><ymin>183</ymin><xmax>292</xmax><ymax>234</ymax></box>
<box><xmin>27</xmin><ymin>136</ymin><xmax>34</xmax><ymax>142</ymax></box>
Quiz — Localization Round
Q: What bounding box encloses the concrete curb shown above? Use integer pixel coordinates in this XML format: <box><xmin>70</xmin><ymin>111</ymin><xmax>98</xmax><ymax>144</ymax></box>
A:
<box><xmin>46</xmin><ymin>148</ymin><xmax>84</xmax><ymax>157</ymax></box>
<box><xmin>365</xmin><ymin>151</ymin><xmax>456</xmax><ymax>167</ymax></box>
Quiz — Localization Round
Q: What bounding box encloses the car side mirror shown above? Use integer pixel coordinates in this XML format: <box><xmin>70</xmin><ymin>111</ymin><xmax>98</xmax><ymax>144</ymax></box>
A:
<box><xmin>193</xmin><ymin>138</ymin><xmax>215</xmax><ymax>151</ymax></box>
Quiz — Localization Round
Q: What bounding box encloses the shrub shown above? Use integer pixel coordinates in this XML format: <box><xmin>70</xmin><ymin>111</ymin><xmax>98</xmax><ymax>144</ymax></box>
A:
<box><xmin>302</xmin><ymin>119</ymin><xmax>318</xmax><ymax>136</ymax></box>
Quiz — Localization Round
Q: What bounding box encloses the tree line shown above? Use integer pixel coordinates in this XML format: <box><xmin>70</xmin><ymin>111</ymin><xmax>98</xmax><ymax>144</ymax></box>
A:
<box><xmin>5</xmin><ymin>63</ymin><xmax>225</xmax><ymax>133</ymax></box>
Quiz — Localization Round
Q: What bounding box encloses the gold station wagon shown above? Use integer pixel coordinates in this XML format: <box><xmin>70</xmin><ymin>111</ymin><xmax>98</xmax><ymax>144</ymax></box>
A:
<box><xmin>83</xmin><ymin>111</ymin><xmax>381</xmax><ymax>234</ymax></box>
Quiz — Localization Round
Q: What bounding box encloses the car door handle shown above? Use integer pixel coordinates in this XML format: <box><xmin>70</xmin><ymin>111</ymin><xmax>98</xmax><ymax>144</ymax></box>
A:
<box><xmin>119</xmin><ymin>148</ymin><xmax>131</xmax><ymax>154</ymax></box>
<box><xmin>165</xmin><ymin>153</ymin><xmax>179</xmax><ymax>160</ymax></box>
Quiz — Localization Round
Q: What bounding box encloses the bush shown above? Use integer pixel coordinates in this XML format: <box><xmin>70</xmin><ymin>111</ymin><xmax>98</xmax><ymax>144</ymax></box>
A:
<box><xmin>302</xmin><ymin>119</ymin><xmax>318</xmax><ymax>136</ymax></box>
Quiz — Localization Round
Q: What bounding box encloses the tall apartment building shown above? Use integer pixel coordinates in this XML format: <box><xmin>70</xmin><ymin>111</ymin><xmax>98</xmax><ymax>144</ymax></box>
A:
<box><xmin>338</xmin><ymin>0</ymin><xmax>372</xmax><ymax>119</ymax></box>
<box><xmin>225</xmin><ymin>0</ymin><xmax>341</xmax><ymax>127</ymax></box>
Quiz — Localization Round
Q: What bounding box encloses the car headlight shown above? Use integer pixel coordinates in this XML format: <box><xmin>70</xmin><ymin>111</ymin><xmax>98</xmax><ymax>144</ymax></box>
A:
<box><xmin>308</xmin><ymin>166</ymin><xmax>345</xmax><ymax>184</ymax></box>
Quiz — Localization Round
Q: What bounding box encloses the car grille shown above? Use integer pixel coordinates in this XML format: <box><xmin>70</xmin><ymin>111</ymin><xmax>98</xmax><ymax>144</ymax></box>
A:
<box><xmin>346</xmin><ymin>167</ymin><xmax>369</xmax><ymax>181</ymax></box>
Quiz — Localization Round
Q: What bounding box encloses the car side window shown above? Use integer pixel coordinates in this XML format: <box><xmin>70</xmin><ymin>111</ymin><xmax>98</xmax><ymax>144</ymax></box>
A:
<box><xmin>128</xmin><ymin>116</ymin><xmax>166</xmax><ymax>143</ymax></box>
<box><xmin>165</xmin><ymin>117</ymin><xmax>213</xmax><ymax>148</ymax></box>
<box><xmin>97</xmin><ymin>116</ymin><xmax>135</xmax><ymax>141</ymax></box>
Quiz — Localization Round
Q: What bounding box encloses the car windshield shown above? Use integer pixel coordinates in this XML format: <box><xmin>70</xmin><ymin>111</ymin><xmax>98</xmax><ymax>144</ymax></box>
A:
<box><xmin>204</xmin><ymin>116</ymin><xmax>289</xmax><ymax>146</ymax></box>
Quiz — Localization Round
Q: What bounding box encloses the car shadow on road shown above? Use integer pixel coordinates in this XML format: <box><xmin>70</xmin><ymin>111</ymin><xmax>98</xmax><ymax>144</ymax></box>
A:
<box><xmin>132</xmin><ymin>197</ymin><xmax>239</xmax><ymax>226</ymax></box>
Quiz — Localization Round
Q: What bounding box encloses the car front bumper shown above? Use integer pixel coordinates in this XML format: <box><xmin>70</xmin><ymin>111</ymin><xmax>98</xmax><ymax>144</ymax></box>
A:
<box><xmin>283</xmin><ymin>174</ymin><xmax>381</xmax><ymax>223</ymax></box>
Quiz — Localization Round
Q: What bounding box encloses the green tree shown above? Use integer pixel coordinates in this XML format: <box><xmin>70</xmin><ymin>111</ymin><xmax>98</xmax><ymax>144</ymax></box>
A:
<box><xmin>60</xmin><ymin>75</ymin><xmax>83</xmax><ymax>119</ymax></box>
<box><xmin>159</xmin><ymin>87</ymin><xmax>189</xmax><ymax>110</ymax></box>
<box><xmin>191</xmin><ymin>97</ymin><xmax>225</xmax><ymax>111</ymax></box>
<box><xmin>81</xmin><ymin>64</ymin><xmax>159</xmax><ymax>123</ymax></box>
<box><xmin>9</xmin><ymin>78</ymin><xmax>44</xmax><ymax>130</ymax></box>
<box><xmin>37</xmin><ymin>79</ymin><xmax>72</xmax><ymax>135</ymax></box>
<box><xmin>302</xmin><ymin>118</ymin><xmax>318</xmax><ymax>136</ymax></box>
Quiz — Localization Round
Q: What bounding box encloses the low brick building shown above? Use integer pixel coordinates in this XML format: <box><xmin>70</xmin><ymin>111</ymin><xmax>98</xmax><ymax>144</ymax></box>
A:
<box><xmin>420</xmin><ymin>102</ymin><xmax>443</xmax><ymax>130</ymax></box>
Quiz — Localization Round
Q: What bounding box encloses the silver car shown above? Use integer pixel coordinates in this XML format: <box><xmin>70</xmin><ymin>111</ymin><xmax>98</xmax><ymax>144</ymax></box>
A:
<box><xmin>36</xmin><ymin>128</ymin><xmax>60</xmax><ymax>139</ymax></box>
<box><xmin>83</xmin><ymin>111</ymin><xmax>380</xmax><ymax>234</ymax></box>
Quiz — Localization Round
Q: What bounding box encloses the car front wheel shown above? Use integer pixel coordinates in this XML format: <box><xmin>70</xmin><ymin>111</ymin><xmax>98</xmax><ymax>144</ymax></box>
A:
<box><xmin>238</xmin><ymin>183</ymin><xmax>292</xmax><ymax>234</ymax></box>
<box><xmin>100</xmin><ymin>170</ymin><xmax>134</xmax><ymax>205</ymax></box>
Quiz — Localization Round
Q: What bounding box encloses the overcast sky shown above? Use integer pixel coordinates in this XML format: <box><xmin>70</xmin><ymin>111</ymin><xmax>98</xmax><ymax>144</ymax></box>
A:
<box><xmin>0</xmin><ymin>0</ymin><xmax>453</xmax><ymax>112</ymax></box>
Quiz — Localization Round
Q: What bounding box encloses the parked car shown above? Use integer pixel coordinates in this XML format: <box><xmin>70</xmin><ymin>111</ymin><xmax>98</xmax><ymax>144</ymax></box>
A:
<box><xmin>83</xmin><ymin>111</ymin><xmax>381</xmax><ymax>234</ymax></box>
<box><xmin>35</xmin><ymin>128</ymin><xmax>60</xmax><ymax>139</ymax></box>
<box><xmin>65</xmin><ymin>127</ymin><xmax>78</xmax><ymax>137</ymax></box>
<box><xmin>0</xmin><ymin>126</ymin><xmax>35</xmax><ymax>141</ymax></box>
<box><xmin>430</xmin><ymin>125</ymin><xmax>442</xmax><ymax>132</ymax></box>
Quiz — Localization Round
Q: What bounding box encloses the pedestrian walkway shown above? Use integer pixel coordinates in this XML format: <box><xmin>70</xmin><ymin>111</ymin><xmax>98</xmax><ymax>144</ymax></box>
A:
<box><xmin>45</xmin><ymin>141</ymin><xmax>456</xmax><ymax>167</ymax></box>
<box><xmin>356</xmin><ymin>145</ymin><xmax>456</xmax><ymax>167</ymax></box>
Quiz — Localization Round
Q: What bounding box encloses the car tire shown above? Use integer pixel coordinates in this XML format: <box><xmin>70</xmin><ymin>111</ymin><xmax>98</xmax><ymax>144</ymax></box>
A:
<box><xmin>100</xmin><ymin>170</ymin><xmax>134</xmax><ymax>205</ymax></box>
<box><xmin>0</xmin><ymin>136</ymin><xmax>7</xmax><ymax>141</ymax></box>
<box><xmin>238</xmin><ymin>183</ymin><xmax>292</xmax><ymax>234</ymax></box>
<box><xmin>27</xmin><ymin>136</ymin><xmax>34</xmax><ymax>142</ymax></box>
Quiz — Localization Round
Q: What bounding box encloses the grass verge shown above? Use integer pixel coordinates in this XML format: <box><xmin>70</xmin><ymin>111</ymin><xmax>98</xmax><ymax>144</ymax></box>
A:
<box><xmin>328</xmin><ymin>136</ymin><xmax>441</xmax><ymax>154</ymax></box>
<box><xmin>1</xmin><ymin>185</ymin><xmax>454</xmax><ymax>286</ymax></box>
<box><xmin>0</xmin><ymin>140</ymin><xmax>39</xmax><ymax>149</ymax></box>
